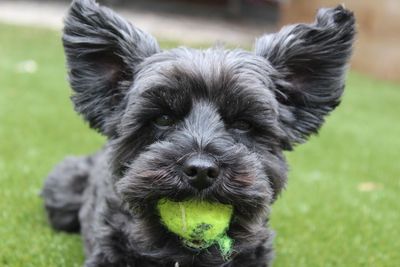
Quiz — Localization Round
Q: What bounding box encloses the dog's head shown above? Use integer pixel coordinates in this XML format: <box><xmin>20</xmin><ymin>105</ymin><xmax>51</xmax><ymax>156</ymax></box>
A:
<box><xmin>63</xmin><ymin>0</ymin><xmax>355</xmax><ymax>256</ymax></box>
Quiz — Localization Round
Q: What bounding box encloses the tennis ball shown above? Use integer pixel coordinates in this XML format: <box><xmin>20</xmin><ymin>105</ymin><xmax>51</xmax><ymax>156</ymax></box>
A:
<box><xmin>157</xmin><ymin>198</ymin><xmax>234</xmax><ymax>258</ymax></box>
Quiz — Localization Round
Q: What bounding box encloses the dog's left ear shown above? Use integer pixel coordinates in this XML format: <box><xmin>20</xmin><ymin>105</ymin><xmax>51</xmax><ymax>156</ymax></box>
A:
<box><xmin>63</xmin><ymin>0</ymin><xmax>160</xmax><ymax>136</ymax></box>
<box><xmin>255</xmin><ymin>6</ymin><xmax>356</xmax><ymax>148</ymax></box>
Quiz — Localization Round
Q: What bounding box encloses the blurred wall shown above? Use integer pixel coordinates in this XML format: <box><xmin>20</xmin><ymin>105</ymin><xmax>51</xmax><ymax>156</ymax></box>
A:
<box><xmin>280</xmin><ymin>0</ymin><xmax>400</xmax><ymax>83</ymax></box>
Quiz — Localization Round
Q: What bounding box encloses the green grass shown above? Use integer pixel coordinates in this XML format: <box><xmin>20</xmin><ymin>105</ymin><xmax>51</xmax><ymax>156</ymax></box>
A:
<box><xmin>0</xmin><ymin>24</ymin><xmax>399</xmax><ymax>267</ymax></box>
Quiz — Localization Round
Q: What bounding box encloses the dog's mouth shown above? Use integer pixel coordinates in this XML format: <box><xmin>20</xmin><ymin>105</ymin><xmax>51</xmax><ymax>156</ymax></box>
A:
<box><xmin>117</xmin><ymin>169</ymin><xmax>271</xmax><ymax>259</ymax></box>
<box><xmin>117</xmin><ymin>168</ymin><xmax>269</xmax><ymax>220</ymax></box>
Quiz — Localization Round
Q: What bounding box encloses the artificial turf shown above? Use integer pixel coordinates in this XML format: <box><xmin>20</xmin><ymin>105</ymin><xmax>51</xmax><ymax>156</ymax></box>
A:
<box><xmin>0</xmin><ymin>24</ymin><xmax>399</xmax><ymax>267</ymax></box>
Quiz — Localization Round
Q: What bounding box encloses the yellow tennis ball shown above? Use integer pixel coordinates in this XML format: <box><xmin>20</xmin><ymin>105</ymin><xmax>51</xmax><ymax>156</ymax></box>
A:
<box><xmin>157</xmin><ymin>198</ymin><xmax>234</xmax><ymax>258</ymax></box>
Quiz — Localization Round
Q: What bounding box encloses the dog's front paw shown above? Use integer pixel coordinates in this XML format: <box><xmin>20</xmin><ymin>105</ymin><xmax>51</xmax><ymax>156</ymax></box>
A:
<box><xmin>84</xmin><ymin>252</ymin><xmax>127</xmax><ymax>267</ymax></box>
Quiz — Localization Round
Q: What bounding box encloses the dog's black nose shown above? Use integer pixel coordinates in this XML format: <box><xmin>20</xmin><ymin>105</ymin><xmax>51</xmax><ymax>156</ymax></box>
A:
<box><xmin>183</xmin><ymin>155</ymin><xmax>219</xmax><ymax>190</ymax></box>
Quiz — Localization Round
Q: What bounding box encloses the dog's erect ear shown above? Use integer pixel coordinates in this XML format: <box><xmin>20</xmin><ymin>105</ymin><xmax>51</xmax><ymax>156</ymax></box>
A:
<box><xmin>63</xmin><ymin>0</ymin><xmax>160</xmax><ymax>136</ymax></box>
<box><xmin>255</xmin><ymin>6</ymin><xmax>355</xmax><ymax>148</ymax></box>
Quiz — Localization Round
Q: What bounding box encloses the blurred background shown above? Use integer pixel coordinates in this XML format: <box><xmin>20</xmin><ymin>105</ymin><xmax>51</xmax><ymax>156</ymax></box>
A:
<box><xmin>1</xmin><ymin>0</ymin><xmax>399</xmax><ymax>82</ymax></box>
<box><xmin>0</xmin><ymin>1</ymin><xmax>399</xmax><ymax>267</ymax></box>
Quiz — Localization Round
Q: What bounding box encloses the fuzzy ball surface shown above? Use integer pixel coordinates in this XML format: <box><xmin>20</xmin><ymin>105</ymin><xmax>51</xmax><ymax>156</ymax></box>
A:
<box><xmin>157</xmin><ymin>199</ymin><xmax>234</xmax><ymax>256</ymax></box>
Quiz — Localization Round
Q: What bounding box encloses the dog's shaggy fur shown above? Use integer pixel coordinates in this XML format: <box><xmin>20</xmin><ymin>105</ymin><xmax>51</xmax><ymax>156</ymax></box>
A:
<box><xmin>42</xmin><ymin>1</ymin><xmax>355</xmax><ymax>266</ymax></box>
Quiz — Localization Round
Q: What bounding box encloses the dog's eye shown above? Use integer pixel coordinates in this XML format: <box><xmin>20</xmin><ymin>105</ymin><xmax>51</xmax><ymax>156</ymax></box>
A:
<box><xmin>231</xmin><ymin>120</ymin><xmax>252</xmax><ymax>132</ymax></box>
<box><xmin>154</xmin><ymin>115</ymin><xmax>176</xmax><ymax>128</ymax></box>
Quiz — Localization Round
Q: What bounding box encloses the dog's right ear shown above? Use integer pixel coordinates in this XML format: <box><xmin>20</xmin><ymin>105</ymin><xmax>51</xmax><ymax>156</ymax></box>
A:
<box><xmin>63</xmin><ymin>0</ymin><xmax>160</xmax><ymax>136</ymax></box>
<box><xmin>255</xmin><ymin>6</ymin><xmax>355</xmax><ymax>148</ymax></box>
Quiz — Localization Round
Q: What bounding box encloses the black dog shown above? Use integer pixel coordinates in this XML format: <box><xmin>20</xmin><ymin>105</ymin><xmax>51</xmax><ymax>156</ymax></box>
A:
<box><xmin>42</xmin><ymin>0</ymin><xmax>355</xmax><ymax>266</ymax></box>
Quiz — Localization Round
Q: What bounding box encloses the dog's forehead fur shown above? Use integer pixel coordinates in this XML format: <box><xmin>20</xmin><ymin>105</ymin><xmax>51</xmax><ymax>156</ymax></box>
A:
<box><xmin>128</xmin><ymin>48</ymin><xmax>279</xmax><ymax>117</ymax></box>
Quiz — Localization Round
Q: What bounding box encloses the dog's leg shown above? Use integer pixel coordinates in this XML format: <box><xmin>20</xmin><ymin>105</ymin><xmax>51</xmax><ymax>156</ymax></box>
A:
<box><xmin>230</xmin><ymin>237</ymin><xmax>274</xmax><ymax>267</ymax></box>
<box><xmin>84</xmin><ymin>250</ymin><xmax>165</xmax><ymax>267</ymax></box>
<box><xmin>42</xmin><ymin>154</ymin><xmax>96</xmax><ymax>232</ymax></box>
